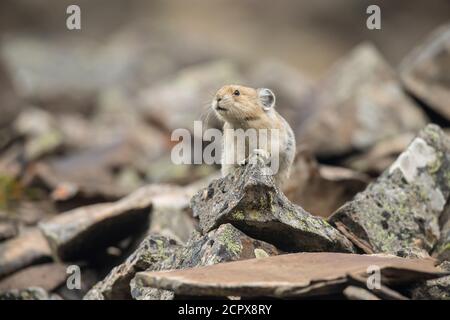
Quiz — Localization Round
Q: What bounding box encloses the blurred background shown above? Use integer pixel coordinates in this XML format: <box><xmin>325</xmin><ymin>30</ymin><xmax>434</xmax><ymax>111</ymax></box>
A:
<box><xmin>0</xmin><ymin>0</ymin><xmax>449</xmax><ymax>299</ymax></box>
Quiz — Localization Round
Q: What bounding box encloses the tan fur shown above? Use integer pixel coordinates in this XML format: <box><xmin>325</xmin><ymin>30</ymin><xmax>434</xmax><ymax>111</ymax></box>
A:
<box><xmin>212</xmin><ymin>84</ymin><xmax>296</xmax><ymax>187</ymax></box>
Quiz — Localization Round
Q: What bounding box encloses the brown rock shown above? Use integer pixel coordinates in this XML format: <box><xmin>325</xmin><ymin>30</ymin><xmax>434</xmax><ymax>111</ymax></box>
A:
<box><xmin>39</xmin><ymin>188</ymin><xmax>153</xmax><ymax>261</ymax></box>
<box><xmin>0</xmin><ymin>263</ymin><xmax>67</xmax><ymax>292</ymax></box>
<box><xmin>400</xmin><ymin>24</ymin><xmax>450</xmax><ymax>121</ymax></box>
<box><xmin>297</xmin><ymin>43</ymin><xmax>427</xmax><ymax>158</ymax></box>
<box><xmin>0</xmin><ymin>229</ymin><xmax>52</xmax><ymax>278</ymax></box>
<box><xmin>344</xmin><ymin>133</ymin><xmax>415</xmax><ymax>175</ymax></box>
<box><xmin>283</xmin><ymin>148</ymin><xmax>369</xmax><ymax>217</ymax></box>
<box><xmin>134</xmin><ymin>252</ymin><xmax>445</xmax><ymax>298</ymax></box>
<box><xmin>0</xmin><ymin>220</ymin><xmax>17</xmax><ymax>241</ymax></box>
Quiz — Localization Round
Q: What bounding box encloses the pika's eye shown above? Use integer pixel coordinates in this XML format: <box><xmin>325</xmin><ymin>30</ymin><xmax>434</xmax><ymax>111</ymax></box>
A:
<box><xmin>233</xmin><ymin>90</ymin><xmax>240</xmax><ymax>96</ymax></box>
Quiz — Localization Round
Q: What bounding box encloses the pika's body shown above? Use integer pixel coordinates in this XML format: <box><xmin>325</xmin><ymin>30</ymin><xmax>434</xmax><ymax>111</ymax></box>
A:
<box><xmin>212</xmin><ymin>85</ymin><xmax>296</xmax><ymax>187</ymax></box>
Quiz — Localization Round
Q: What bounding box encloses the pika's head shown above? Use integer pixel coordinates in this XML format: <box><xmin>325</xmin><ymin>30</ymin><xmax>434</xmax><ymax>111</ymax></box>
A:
<box><xmin>212</xmin><ymin>85</ymin><xmax>276</xmax><ymax>124</ymax></box>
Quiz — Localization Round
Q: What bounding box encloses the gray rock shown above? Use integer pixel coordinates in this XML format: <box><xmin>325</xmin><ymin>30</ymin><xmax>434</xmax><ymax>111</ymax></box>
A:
<box><xmin>434</xmin><ymin>203</ymin><xmax>450</xmax><ymax>262</ymax></box>
<box><xmin>131</xmin><ymin>223</ymin><xmax>281</xmax><ymax>300</ymax></box>
<box><xmin>191</xmin><ymin>153</ymin><xmax>355</xmax><ymax>253</ymax></box>
<box><xmin>330</xmin><ymin>124</ymin><xmax>450</xmax><ymax>258</ymax></box>
<box><xmin>411</xmin><ymin>262</ymin><xmax>450</xmax><ymax>300</ymax></box>
<box><xmin>39</xmin><ymin>187</ymin><xmax>152</xmax><ymax>261</ymax></box>
<box><xmin>400</xmin><ymin>24</ymin><xmax>450</xmax><ymax>121</ymax></box>
<box><xmin>297</xmin><ymin>43</ymin><xmax>427</xmax><ymax>157</ymax></box>
<box><xmin>84</xmin><ymin>234</ymin><xmax>181</xmax><ymax>300</ymax></box>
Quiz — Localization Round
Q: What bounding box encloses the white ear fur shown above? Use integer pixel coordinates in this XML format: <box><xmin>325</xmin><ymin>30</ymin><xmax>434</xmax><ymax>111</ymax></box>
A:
<box><xmin>257</xmin><ymin>88</ymin><xmax>276</xmax><ymax>110</ymax></box>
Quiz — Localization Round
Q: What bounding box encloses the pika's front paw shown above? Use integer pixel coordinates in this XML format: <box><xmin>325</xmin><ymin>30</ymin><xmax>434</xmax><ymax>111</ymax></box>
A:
<box><xmin>238</xmin><ymin>158</ymin><xmax>248</xmax><ymax>166</ymax></box>
<box><xmin>248</xmin><ymin>149</ymin><xmax>271</xmax><ymax>166</ymax></box>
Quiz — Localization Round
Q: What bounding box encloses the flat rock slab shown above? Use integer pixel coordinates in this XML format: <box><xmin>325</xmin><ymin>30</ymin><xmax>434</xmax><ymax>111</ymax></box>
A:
<box><xmin>131</xmin><ymin>223</ymin><xmax>280</xmax><ymax>300</ymax></box>
<box><xmin>400</xmin><ymin>24</ymin><xmax>450</xmax><ymax>121</ymax></box>
<box><xmin>0</xmin><ymin>263</ymin><xmax>67</xmax><ymax>292</ymax></box>
<box><xmin>191</xmin><ymin>153</ymin><xmax>355</xmax><ymax>253</ymax></box>
<box><xmin>0</xmin><ymin>229</ymin><xmax>52</xmax><ymax>278</ymax></box>
<box><xmin>330</xmin><ymin>124</ymin><xmax>450</xmax><ymax>258</ymax></box>
<box><xmin>297</xmin><ymin>43</ymin><xmax>427</xmax><ymax>157</ymax></box>
<box><xmin>135</xmin><ymin>252</ymin><xmax>446</xmax><ymax>298</ymax></box>
<box><xmin>39</xmin><ymin>187</ymin><xmax>152</xmax><ymax>261</ymax></box>
<box><xmin>84</xmin><ymin>234</ymin><xmax>181</xmax><ymax>300</ymax></box>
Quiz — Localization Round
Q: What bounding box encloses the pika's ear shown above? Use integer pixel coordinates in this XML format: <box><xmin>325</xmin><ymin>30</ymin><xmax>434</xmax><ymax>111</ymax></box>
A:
<box><xmin>257</xmin><ymin>88</ymin><xmax>276</xmax><ymax>110</ymax></box>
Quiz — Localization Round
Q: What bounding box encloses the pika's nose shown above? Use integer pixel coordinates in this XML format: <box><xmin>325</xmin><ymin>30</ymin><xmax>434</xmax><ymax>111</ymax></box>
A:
<box><xmin>216</xmin><ymin>97</ymin><xmax>222</xmax><ymax>102</ymax></box>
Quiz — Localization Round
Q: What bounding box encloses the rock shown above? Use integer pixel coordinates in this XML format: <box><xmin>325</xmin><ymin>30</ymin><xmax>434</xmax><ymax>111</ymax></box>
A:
<box><xmin>0</xmin><ymin>263</ymin><xmax>67</xmax><ymax>292</ymax></box>
<box><xmin>0</xmin><ymin>220</ymin><xmax>18</xmax><ymax>241</ymax></box>
<box><xmin>344</xmin><ymin>133</ymin><xmax>415</xmax><ymax>175</ymax></box>
<box><xmin>121</xmin><ymin>183</ymin><xmax>200</xmax><ymax>244</ymax></box>
<box><xmin>84</xmin><ymin>234</ymin><xmax>181</xmax><ymax>300</ymax></box>
<box><xmin>39</xmin><ymin>188</ymin><xmax>153</xmax><ymax>261</ymax></box>
<box><xmin>434</xmin><ymin>203</ymin><xmax>450</xmax><ymax>262</ymax></box>
<box><xmin>343</xmin><ymin>286</ymin><xmax>380</xmax><ymax>300</ymax></box>
<box><xmin>411</xmin><ymin>262</ymin><xmax>450</xmax><ymax>300</ymax></box>
<box><xmin>191</xmin><ymin>153</ymin><xmax>355</xmax><ymax>253</ymax></box>
<box><xmin>131</xmin><ymin>223</ymin><xmax>281</xmax><ymax>300</ymax></box>
<box><xmin>0</xmin><ymin>229</ymin><xmax>52</xmax><ymax>278</ymax></box>
<box><xmin>330</xmin><ymin>124</ymin><xmax>450</xmax><ymax>258</ymax></box>
<box><xmin>25</xmin><ymin>143</ymin><xmax>135</xmax><ymax>211</ymax></box>
<box><xmin>148</xmin><ymin>206</ymin><xmax>197</xmax><ymax>244</ymax></box>
<box><xmin>283</xmin><ymin>148</ymin><xmax>369</xmax><ymax>217</ymax></box>
<box><xmin>400</xmin><ymin>24</ymin><xmax>450</xmax><ymax>121</ymax></box>
<box><xmin>134</xmin><ymin>252</ymin><xmax>445</xmax><ymax>299</ymax></box>
<box><xmin>297</xmin><ymin>43</ymin><xmax>427</xmax><ymax>158</ymax></box>
<box><xmin>0</xmin><ymin>287</ymin><xmax>58</xmax><ymax>300</ymax></box>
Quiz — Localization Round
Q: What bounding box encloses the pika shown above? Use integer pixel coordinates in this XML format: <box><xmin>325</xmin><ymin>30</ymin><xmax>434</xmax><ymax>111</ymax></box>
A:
<box><xmin>212</xmin><ymin>84</ymin><xmax>296</xmax><ymax>187</ymax></box>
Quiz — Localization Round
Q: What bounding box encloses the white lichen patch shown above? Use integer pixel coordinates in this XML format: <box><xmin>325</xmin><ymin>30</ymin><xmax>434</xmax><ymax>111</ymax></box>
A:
<box><xmin>389</xmin><ymin>138</ymin><xmax>436</xmax><ymax>183</ymax></box>
<box><xmin>254</xmin><ymin>248</ymin><xmax>269</xmax><ymax>259</ymax></box>
<box><xmin>389</xmin><ymin>137</ymin><xmax>446</xmax><ymax>213</ymax></box>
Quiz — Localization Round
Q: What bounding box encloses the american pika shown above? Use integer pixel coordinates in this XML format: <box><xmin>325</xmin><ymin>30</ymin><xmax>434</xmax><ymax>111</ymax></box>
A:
<box><xmin>212</xmin><ymin>84</ymin><xmax>296</xmax><ymax>187</ymax></box>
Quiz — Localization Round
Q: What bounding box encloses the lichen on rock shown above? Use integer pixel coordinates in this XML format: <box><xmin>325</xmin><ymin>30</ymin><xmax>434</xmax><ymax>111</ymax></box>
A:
<box><xmin>130</xmin><ymin>223</ymin><xmax>280</xmax><ymax>300</ymax></box>
<box><xmin>330</xmin><ymin>124</ymin><xmax>450</xmax><ymax>258</ymax></box>
<box><xmin>191</xmin><ymin>152</ymin><xmax>355</xmax><ymax>253</ymax></box>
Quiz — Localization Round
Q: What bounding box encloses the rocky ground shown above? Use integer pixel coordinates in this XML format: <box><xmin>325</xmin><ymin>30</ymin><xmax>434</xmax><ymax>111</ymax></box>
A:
<box><xmin>1</xmin><ymin>21</ymin><xmax>450</xmax><ymax>300</ymax></box>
